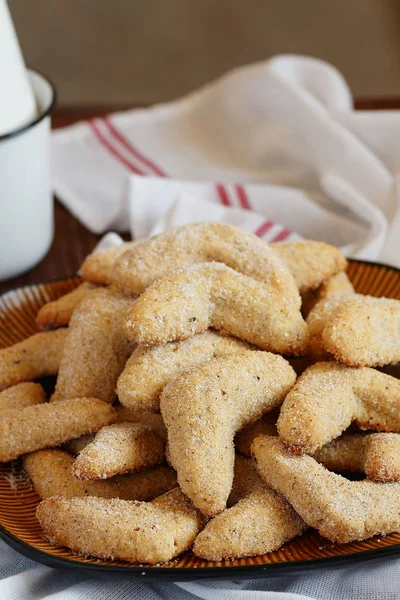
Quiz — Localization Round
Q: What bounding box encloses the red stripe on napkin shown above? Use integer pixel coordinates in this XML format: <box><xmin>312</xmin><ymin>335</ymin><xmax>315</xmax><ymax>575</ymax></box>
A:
<box><xmin>271</xmin><ymin>228</ymin><xmax>292</xmax><ymax>242</ymax></box>
<box><xmin>215</xmin><ymin>184</ymin><xmax>231</xmax><ymax>206</ymax></box>
<box><xmin>88</xmin><ymin>120</ymin><xmax>146</xmax><ymax>175</ymax></box>
<box><xmin>103</xmin><ymin>117</ymin><xmax>167</xmax><ymax>177</ymax></box>
<box><xmin>254</xmin><ymin>220</ymin><xmax>274</xmax><ymax>238</ymax></box>
<box><xmin>235</xmin><ymin>184</ymin><xmax>251</xmax><ymax>210</ymax></box>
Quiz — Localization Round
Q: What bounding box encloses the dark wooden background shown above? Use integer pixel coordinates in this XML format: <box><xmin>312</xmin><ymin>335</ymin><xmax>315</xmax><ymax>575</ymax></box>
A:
<box><xmin>1</xmin><ymin>98</ymin><xmax>399</xmax><ymax>294</ymax></box>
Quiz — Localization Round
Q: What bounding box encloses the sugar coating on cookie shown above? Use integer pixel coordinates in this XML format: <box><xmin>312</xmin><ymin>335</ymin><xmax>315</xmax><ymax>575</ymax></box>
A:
<box><xmin>161</xmin><ymin>351</ymin><xmax>296</xmax><ymax>515</ymax></box>
<box><xmin>0</xmin><ymin>329</ymin><xmax>67</xmax><ymax>391</ymax></box>
<box><xmin>117</xmin><ymin>331</ymin><xmax>251</xmax><ymax>411</ymax></box>
<box><xmin>322</xmin><ymin>295</ymin><xmax>400</xmax><ymax>367</ymax></box>
<box><xmin>0</xmin><ymin>397</ymin><xmax>116</xmax><ymax>462</ymax></box>
<box><xmin>111</xmin><ymin>222</ymin><xmax>300</xmax><ymax>296</ymax></box>
<box><xmin>24</xmin><ymin>449</ymin><xmax>177</xmax><ymax>501</ymax></box>
<box><xmin>253</xmin><ymin>436</ymin><xmax>400</xmax><ymax>543</ymax></box>
<box><xmin>193</xmin><ymin>455</ymin><xmax>305</xmax><ymax>560</ymax></box>
<box><xmin>72</xmin><ymin>422</ymin><xmax>165</xmax><ymax>480</ymax></box>
<box><xmin>37</xmin><ymin>488</ymin><xmax>203</xmax><ymax>564</ymax></box>
<box><xmin>53</xmin><ymin>289</ymin><xmax>135</xmax><ymax>403</ymax></box>
<box><xmin>125</xmin><ymin>262</ymin><xmax>307</xmax><ymax>355</ymax></box>
<box><xmin>315</xmin><ymin>432</ymin><xmax>400</xmax><ymax>482</ymax></box>
<box><xmin>278</xmin><ymin>362</ymin><xmax>400</xmax><ymax>453</ymax></box>
<box><xmin>0</xmin><ymin>382</ymin><xmax>46</xmax><ymax>412</ymax></box>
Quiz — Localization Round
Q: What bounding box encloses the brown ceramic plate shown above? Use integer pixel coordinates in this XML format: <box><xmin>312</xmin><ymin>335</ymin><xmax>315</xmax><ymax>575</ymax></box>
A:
<box><xmin>1</xmin><ymin>260</ymin><xmax>400</xmax><ymax>581</ymax></box>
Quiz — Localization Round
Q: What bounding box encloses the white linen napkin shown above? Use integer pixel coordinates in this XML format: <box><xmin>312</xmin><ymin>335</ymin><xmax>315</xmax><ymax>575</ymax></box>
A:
<box><xmin>52</xmin><ymin>54</ymin><xmax>399</xmax><ymax>266</ymax></box>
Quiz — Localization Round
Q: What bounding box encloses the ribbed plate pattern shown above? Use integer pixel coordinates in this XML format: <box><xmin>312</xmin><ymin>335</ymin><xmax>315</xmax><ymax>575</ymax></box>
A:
<box><xmin>1</xmin><ymin>261</ymin><xmax>400</xmax><ymax>578</ymax></box>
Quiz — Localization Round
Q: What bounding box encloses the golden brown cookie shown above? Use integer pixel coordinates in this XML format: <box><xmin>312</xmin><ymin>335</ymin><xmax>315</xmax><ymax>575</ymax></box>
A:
<box><xmin>80</xmin><ymin>241</ymin><xmax>139</xmax><ymax>285</ymax></box>
<box><xmin>322</xmin><ymin>295</ymin><xmax>400</xmax><ymax>367</ymax></box>
<box><xmin>0</xmin><ymin>329</ymin><xmax>67</xmax><ymax>391</ymax></box>
<box><xmin>37</xmin><ymin>488</ymin><xmax>204</xmax><ymax>564</ymax></box>
<box><xmin>0</xmin><ymin>397</ymin><xmax>116</xmax><ymax>462</ymax></box>
<box><xmin>301</xmin><ymin>272</ymin><xmax>354</xmax><ymax>316</ymax></box>
<box><xmin>24</xmin><ymin>449</ymin><xmax>177</xmax><ymax>500</ymax></box>
<box><xmin>161</xmin><ymin>351</ymin><xmax>296</xmax><ymax>515</ymax></box>
<box><xmin>252</xmin><ymin>435</ymin><xmax>400</xmax><ymax>543</ymax></box>
<box><xmin>193</xmin><ymin>456</ymin><xmax>305</xmax><ymax>560</ymax></box>
<box><xmin>36</xmin><ymin>283</ymin><xmax>98</xmax><ymax>329</ymax></box>
<box><xmin>306</xmin><ymin>293</ymin><xmax>357</xmax><ymax>360</ymax></box>
<box><xmin>114</xmin><ymin>405</ymin><xmax>167</xmax><ymax>439</ymax></box>
<box><xmin>117</xmin><ymin>331</ymin><xmax>251</xmax><ymax>411</ymax></box>
<box><xmin>277</xmin><ymin>362</ymin><xmax>400</xmax><ymax>453</ymax></box>
<box><xmin>72</xmin><ymin>423</ymin><xmax>165</xmax><ymax>480</ymax></box>
<box><xmin>65</xmin><ymin>408</ymin><xmax>167</xmax><ymax>456</ymax></box>
<box><xmin>125</xmin><ymin>263</ymin><xmax>307</xmax><ymax>355</ymax></box>
<box><xmin>0</xmin><ymin>382</ymin><xmax>46</xmax><ymax>412</ymax></box>
<box><xmin>53</xmin><ymin>289</ymin><xmax>135</xmax><ymax>403</ymax></box>
<box><xmin>315</xmin><ymin>432</ymin><xmax>400</xmax><ymax>482</ymax></box>
<box><xmin>270</xmin><ymin>241</ymin><xmax>347</xmax><ymax>292</ymax></box>
<box><xmin>110</xmin><ymin>223</ymin><xmax>301</xmax><ymax>296</ymax></box>
<box><xmin>109</xmin><ymin>223</ymin><xmax>346</xmax><ymax>295</ymax></box>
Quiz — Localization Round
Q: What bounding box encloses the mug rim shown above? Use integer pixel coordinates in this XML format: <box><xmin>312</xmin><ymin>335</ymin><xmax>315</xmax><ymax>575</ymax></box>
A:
<box><xmin>0</xmin><ymin>68</ymin><xmax>57</xmax><ymax>142</ymax></box>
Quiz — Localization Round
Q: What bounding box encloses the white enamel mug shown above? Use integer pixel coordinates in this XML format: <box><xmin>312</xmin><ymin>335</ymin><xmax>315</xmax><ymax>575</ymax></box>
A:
<box><xmin>0</xmin><ymin>69</ymin><xmax>56</xmax><ymax>281</ymax></box>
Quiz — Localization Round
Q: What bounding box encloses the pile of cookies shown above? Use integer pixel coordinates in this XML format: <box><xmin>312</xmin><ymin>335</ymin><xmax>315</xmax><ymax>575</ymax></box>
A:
<box><xmin>1</xmin><ymin>222</ymin><xmax>400</xmax><ymax>564</ymax></box>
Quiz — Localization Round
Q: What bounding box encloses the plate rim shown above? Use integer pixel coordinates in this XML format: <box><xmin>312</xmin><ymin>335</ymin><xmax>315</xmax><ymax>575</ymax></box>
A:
<box><xmin>2</xmin><ymin>258</ymin><xmax>400</xmax><ymax>581</ymax></box>
<box><xmin>2</xmin><ymin>522</ymin><xmax>400</xmax><ymax>581</ymax></box>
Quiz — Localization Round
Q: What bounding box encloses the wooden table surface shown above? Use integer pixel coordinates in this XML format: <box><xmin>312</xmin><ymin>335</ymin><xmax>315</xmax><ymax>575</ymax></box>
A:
<box><xmin>1</xmin><ymin>98</ymin><xmax>400</xmax><ymax>294</ymax></box>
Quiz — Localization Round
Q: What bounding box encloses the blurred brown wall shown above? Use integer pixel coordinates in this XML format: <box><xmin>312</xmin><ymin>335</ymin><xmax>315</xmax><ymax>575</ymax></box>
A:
<box><xmin>9</xmin><ymin>0</ymin><xmax>400</xmax><ymax>106</ymax></box>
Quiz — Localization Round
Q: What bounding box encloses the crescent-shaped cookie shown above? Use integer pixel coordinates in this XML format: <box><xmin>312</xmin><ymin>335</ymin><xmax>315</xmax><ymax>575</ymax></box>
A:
<box><xmin>37</xmin><ymin>488</ymin><xmax>203</xmax><ymax>564</ymax></box>
<box><xmin>36</xmin><ymin>283</ymin><xmax>98</xmax><ymax>329</ymax></box>
<box><xmin>110</xmin><ymin>223</ymin><xmax>298</xmax><ymax>296</ymax></box>
<box><xmin>109</xmin><ymin>223</ymin><xmax>346</xmax><ymax>294</ymax></box>
<box><xmin>24</xmin><ymin>449</ymin><xmax>176</xmax><ymax>501</ymax></box>
<box><xmin>0</xmin><ymin>397</ymin><xmax>116</xmax><ymax>462</ymax></box>
<box><xmin>301</xmin><ymin>272</ymin><xmax>354</xmax><ymax>317</ymax></box>
<box><xmin>65</xmin><ymin>407</ymin><xmax>167</xmax><ymax>456</ymax></box>
<box><xmin>125</xmin><ymin>262</ymin><xmax>308</xmax><ymax>355</ymax></box>
<box><xmin>306</xmin><ymin>293</ymin><xmax>357</xmax><ymax>360</ymax></box>
<box><xmin>270</xmin><ymin>240</ymin><xmax>347</xmax><ymax>293</ymax></box>
<box><xmin>160</xmin><ymin>351</ymin><xmax>296</xmax><ymax>515</ymax></box>
<box><xmin>0</xmin><ymin>382</ymin><xmax>46</xmax><ymax>412</ymax></box>
<box><xmin>72</xmin><ymin>422</ymin><xmax>165</xmax><ymax>480</ymax></box>
<box><xmin>322</xmin><ymin>295</ymin><xmax>400</xmax><ymax>367</ymax></box>
<box><xmin>53</xmin><ymin>289</ymin><xmax>135</xmax><ymax>403</ymax></box>
<box><xmin>117</xmin><ymin>331</ymin><xmax>251</xmax><ymax>411</ymax></box>
<box><xmin>252</xmin><ymin>436</ymin><xmax>400</xmax><ymax>543</ymax></box>
<box><xmin>0</xmin><ymin>329</ymin><xmax>67</xmax><ymax>391</ymax></box>
<box><xmin>314</xmin><ymin>432</ymin><xmax>400</xmax><ymax>482</ymax></box>
<box><xmin>277</xmin><ymin>362</ymin><xmax>400</xmax><ymax>453</ymax></box>
<box><xmin>80</xmin><ymin>241</ymin><xmax>139</xmax><ymax>285</ymax></box>
<box><xmin>193</xmin><ymin>456</ymin><xmax>305</xmax><ymax>560</ymax></box>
